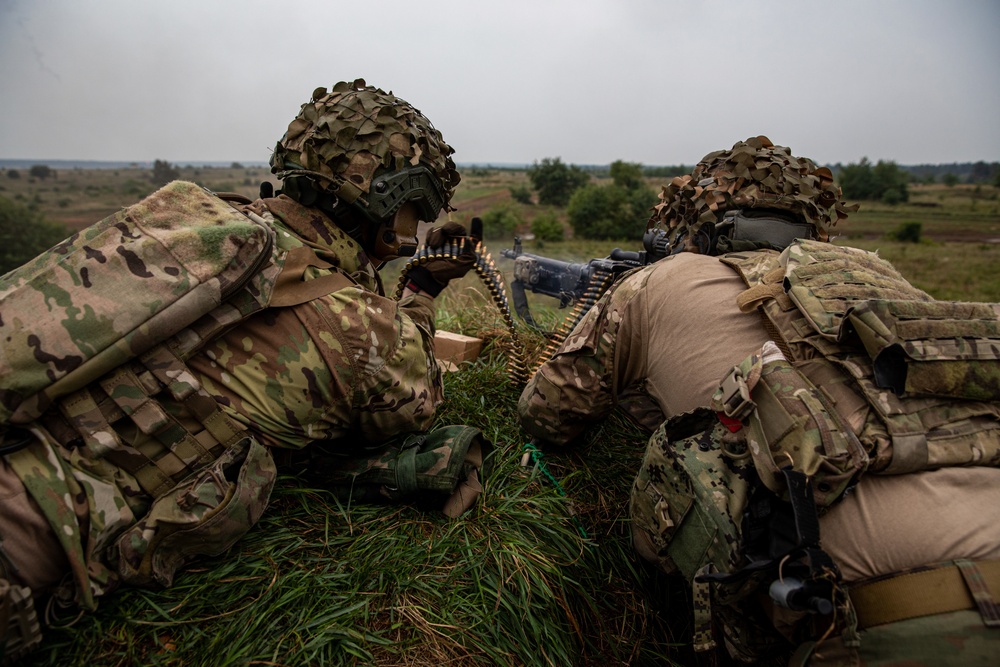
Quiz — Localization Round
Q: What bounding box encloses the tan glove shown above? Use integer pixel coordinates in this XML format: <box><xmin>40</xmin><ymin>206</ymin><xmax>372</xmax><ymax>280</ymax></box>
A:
<box><xmin>407</xmin><ymin>219</ymin><xmax>480</xmax><ymax>296</ymax></box>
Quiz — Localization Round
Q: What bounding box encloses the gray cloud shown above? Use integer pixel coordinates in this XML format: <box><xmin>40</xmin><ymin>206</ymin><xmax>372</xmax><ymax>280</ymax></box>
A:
<box><xmin>1</xmin><ymin>0</ymin><xmax>997</xmax><ymax>166</ymax></box>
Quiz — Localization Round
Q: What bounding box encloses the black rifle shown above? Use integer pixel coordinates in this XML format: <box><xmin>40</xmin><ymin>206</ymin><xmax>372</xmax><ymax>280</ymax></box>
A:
<box><xmin>501</xmin><ymin>228</ymin><xmax>670</xmax><ymax>331</ymax></box>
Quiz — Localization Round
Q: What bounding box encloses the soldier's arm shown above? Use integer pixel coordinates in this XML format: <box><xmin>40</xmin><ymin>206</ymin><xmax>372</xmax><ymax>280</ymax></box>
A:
<box><xmin>350</xmin><ymin>288</ymin><xmax>444</xmax><ymax>443</ymax></box>
<box><xmin>517</xmin><ymin>269</ymin><xmax>651</xmax><ymax>447</ymax></box>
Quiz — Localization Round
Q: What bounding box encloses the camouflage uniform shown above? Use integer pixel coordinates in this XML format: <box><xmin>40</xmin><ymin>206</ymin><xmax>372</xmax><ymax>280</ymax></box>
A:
<box><xmin>0</xmin><ymin>80</ymin><xmax>475</xmax><ymax>660</ymax></box>
<box><xmin>0</xmin><ymin>191</ymin><xmax>443</xmax><ymax>603</ymax></box>
<box><xmin>192</xmin><ymin>194</ymin><xmax>443</xmax><ymax>449</ymax></box>
<box><xmin>518</xmin><ymin>251</ymin><xmax>1000</xmax><ymax>665</ymax></box>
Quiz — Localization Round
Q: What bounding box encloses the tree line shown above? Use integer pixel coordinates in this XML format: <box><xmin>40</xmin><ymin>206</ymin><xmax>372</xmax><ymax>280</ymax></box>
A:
<box><xmin>4</xmin><ymin>156</ymin><xmax>1000</xmax><ymax>275</ymax></box>
<box><xmin>480</xmin><ymin>155</ymin><xmax>1000</xmax><ymax>242</ymax></box>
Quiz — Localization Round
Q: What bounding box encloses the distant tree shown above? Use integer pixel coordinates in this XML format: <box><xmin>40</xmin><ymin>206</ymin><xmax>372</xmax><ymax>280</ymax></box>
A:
<box><xmin>567</xmin><ymin>182</ymin><xmax>655</xmax><ymax>240</ymax></box>
<box><xmin>872</xmin><ymin>160</ymin><xmax>909</xmax><ymax>203</ymax></box>
<box><xmin>609</xmin><ymin>160</ymin><xmax>645</xmax><ymax>190</ymax></box>
<box><xmin>838</xmin><ymin>158</ymin><xmax>909</xmax><ymax>204</ymax></box>
<box><xmin>29</xmin><ymin>164</ymin><xmax>53</xmax><ymax>180</ymax></box>
<box><xmin>565</xmin><ymin>158</ymin><xmax>657</xmax><ymax>240</ymax></box>
<box><xmin>151</xmin><ymin>159</ymin><xmax>180</xmax><ymax>186</ymax></box>
<box><xmin>231</xmin><ymin>162</ymin><xmax>245</xmax><ymax>169</ymax></box>
<box><xmin>528</xmin><ymin>158</ymin><xmax>590</xmax><ymax>207</ymax></box>
<box><xmin>943</xmin><ymin>173</ymin><xmax>959</xmax><ymax>187</ymax></box>
<box><xmin>0</xmin><ymin>195</ymin><xmax>69</xmax><ymax>274</ymax></box>
<box><xmin>994</xmin><ymin>170</ymin><xmax>1000</xmax><ymax>189</ymax></box>
<box><xmin>642</xmin><ymin>164</ymin><xmax>692</xmax><ymax>179</ymax></box>
<box><xmin>970</xmin><ymin>161</ymin><xmax>992</xmax><ymax>183</ymax></box>
<box><xmin>7</xmin><ymin>170</ymin><xmax>20</xmax><ymax>179</ymax></box>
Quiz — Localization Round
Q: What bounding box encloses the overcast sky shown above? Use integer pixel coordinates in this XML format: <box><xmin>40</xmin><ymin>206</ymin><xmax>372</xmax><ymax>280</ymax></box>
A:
<box><xmin>1</xmin><ymin>0</ymin><xmax>997</xmax><ymax>168</ymax></box>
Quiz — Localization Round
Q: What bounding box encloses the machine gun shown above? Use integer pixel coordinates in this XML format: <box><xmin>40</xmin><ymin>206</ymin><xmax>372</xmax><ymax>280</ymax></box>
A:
<box><xmin>501</xmin><ymin>228</ymin><xmax>670</xmax><ymax>332</ymax></box>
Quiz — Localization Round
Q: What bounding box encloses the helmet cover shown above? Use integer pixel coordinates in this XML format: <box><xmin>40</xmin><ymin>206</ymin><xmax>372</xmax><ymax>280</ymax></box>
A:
<box><xmin>648</xmin><ymin>136</ymin><xmax>858</xmax><ymax>253</ymax></box>
<box><xmin>271</xmin><ymin>79</ymin><xmax>461</xmax><ymax>215</ymax></box>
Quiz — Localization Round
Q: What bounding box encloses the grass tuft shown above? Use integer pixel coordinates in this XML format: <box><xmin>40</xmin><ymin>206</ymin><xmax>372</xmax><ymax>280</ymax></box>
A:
<box><xmin>27</xmin><ymin>357</ymin><xmax>694</xmax><ymax>667</ymax></box>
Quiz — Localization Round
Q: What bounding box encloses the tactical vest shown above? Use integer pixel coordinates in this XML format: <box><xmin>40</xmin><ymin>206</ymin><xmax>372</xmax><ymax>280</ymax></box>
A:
<box><xmin>629</xmin><ymin>240</ymin><xmax>1000</xmax><ymax>662</ymax></box>
<box><xmin>716</xmin><ymin>240</ymin><xmax>1000</xmax><ymax>504</ymax></box>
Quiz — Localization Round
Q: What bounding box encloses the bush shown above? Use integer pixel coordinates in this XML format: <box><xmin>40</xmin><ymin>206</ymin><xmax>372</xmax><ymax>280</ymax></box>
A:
<box><xmin>882</xmin><ymin>187</ymin><xmax>904</xmax><ymax>205</ymax></box>
<box><xmin>480</xmin><ymin>203</ymin><xmax>523</xmax><ymax>240</ymax></box>
<box><xmin>0</xmin><ymin>195</ymin><xmax>70</xmax><ymax>275</ymax></box>
<box><xmin>7</xmin><ymin>169</ymin><xmax>20</xmax><ymax>179</ymax></box>
<box><xmin>888</xmin><ymin>221</ymin><xmax>922</xmax><ymax>243</ymax></box>
<box><xmin>151</xmin><ymin>159</ymin><xmax>180</xmax><ymax>186</ymax></box>
<box><xmin>29</xmin><ymin>164</ymin><xmax>53</xmax><ymax>180</ymax></box>
<box><xmin>838</xmin><ymin>158</ymin><xmax>909</xmax><ymax>203</ymax></box>
<box><xmin>510</xmin><ymin>185</ymin><xmax>533</xmax><ymax>205</ymax></box>
<box><xmin>530</xmin><ymin>212</ymin><xmax>565</xmax><ymax>242</ymax></box>
<box><xmin>567</xmin><ymin>183</ymin><xmax>657</xmax><ymax>240</ymax></box>
<box><xmin>609</xmin><ymin>160</ymin><xmax>644</xmax><ymax>190</ymax></box>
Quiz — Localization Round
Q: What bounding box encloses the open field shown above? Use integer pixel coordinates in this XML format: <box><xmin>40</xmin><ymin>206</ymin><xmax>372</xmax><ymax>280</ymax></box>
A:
<box><xmin>5</xmin><ymin>164</ymin><xmax>1000</xmax><ymax>665</ymax></box>
<box><xmin>6</xmin><ymin>164</ymin><xmax>996</xmax><ymax>301</ymax></box>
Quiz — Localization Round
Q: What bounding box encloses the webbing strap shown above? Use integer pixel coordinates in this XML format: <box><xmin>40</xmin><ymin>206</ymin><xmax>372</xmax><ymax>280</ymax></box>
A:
<box><xmin>441</xmin><ymin>440</ymin><xmax>485</xmax><ymax>519</ymax></box>
<box><xmin>269</xmin><ymin>245</ymin><xmax>357</xmax><ymax>307</ymax></box>
<box><xmin>58</xmin><ymin>387</ymin><xmax>176</xmax><ymax>498</ymax></box>
<box><xmin>736</xmin><ymin>271</ymin><xmax>785</xmax><ymax>313</ymax></box>
<box><xmin>692</xmin><ymin>564</ymin><xmax>717</xmax><ymax>653</ymax></box>
<box><xmin>99</xmin><ymin>364</ymin><xmax>215</xmax><ymax>482</ymax></box>
<box><xmin>54</xmin><ymin>345</ymin><xmax>245</xmax><ymax>498</ymax></box>
<box><xmin>141</xmin><ymin>346</ymin><xmax>243</xmax><ymax>458</ymax></box>
<box><xmin>849</xmin><ymin>559</ymin><xmax>1000</xmax><ymax>629</ymax></box>
<box><xmin>0</xmin><ymin>577</ymin><xmax>43</xmax><ymax>661</ymax></box>
<box><xmin>393</xmin><ymin>441</ymin><xmax>421</xmax><ymax>495</ymax></box>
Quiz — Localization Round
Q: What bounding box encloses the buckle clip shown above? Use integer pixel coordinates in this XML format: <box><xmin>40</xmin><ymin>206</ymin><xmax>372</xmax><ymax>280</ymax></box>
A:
<box><xmin>718</xmin><ymin>366</ymin><xmax>755</xmax><ymax>422</ymax></box>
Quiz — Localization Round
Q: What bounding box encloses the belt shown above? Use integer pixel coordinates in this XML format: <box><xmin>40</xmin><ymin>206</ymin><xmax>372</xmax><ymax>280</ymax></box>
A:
<box><xmin>848</xmin><ymin>559</ymin><xmax>1000</xmax><ymax>630</ymax></box>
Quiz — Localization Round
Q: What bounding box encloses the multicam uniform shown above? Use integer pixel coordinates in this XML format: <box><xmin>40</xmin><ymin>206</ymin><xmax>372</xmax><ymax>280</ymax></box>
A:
<box><xmin>0</xmin><ymin>195</ymin><xmax>443</xmax><ymax>638</ymax></box>
<box><xmin>194</xmin><ymin>195</ymin><xmax>442</xmax><ymax>449</ymax></box>
<box><xmin>518</xmin><ymin>251</ymin><xmax>1000</xmax><ymax>665</ymax></box>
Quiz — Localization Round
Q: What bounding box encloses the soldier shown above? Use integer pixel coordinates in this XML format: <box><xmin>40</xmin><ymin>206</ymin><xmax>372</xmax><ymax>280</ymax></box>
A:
<box><xmin>519</xmin><ymin>137</ymin><xmax>1000</xmax><ymax>665</ymax></box>
<box><xmin>0</xmin><ymin>79</ymin><xmax>482</xmax><ymax>659</ymax></box>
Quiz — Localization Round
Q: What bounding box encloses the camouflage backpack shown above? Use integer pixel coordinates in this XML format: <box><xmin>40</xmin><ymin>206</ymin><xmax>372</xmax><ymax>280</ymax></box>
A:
<box><xmin>631</xmin><ymin>239</ymin><xmax>1000</xmax><ymax>662</ymax></box>
<box><xmin>0</xmin><ymin>180</ymin><xmax>352</xmax><ymax>428</ymax></box>
<box><xmin>0</xmin><ymin>182</ymin><xmax>357</xmax><ymax>595</ymax></box>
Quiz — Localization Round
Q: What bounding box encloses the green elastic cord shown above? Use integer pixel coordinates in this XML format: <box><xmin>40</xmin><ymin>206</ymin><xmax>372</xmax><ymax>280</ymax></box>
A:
<box><xmin>522</xmin><ymin>443</ymin><xmax>588</xmax><ymax>539</ymax></box>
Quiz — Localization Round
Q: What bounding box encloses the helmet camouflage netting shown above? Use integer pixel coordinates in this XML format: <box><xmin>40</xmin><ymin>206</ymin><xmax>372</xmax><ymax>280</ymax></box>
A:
<box><xmin>270</xmin><ymin>79</ymin><xmax>461</xmax><ymax>209</ymax></box>
<box><xmin>647</xmin><ymin>136</ymin><xmax>858</xmax><ymax>252</ymax></box>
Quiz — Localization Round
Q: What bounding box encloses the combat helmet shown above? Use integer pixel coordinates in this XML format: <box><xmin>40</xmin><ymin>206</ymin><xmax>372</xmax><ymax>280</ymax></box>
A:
<box><xmin>646</xmin><ymin>136</ymin><xmax>857</xmax><ymax>256</ymax></box>
<box><xmin>270</xmin><ymin>79</ymin><xmax>461</xmax><ymax>259</ymax></box>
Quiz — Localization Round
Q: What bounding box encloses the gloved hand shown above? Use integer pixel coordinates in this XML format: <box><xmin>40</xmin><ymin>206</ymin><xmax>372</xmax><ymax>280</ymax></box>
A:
<box><xmin>406</xmin><ymin>219</ymin><xmax>481</xmax><ymax>297</ymax></box>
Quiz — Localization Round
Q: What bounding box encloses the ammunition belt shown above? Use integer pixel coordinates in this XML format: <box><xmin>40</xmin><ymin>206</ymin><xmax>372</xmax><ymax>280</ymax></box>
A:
<box><xmin>532</xmin><ymin>264</ymin><xmax>613</xmax><ymax>375</ymax></box>
<box><xmin>395</xmin><ymin>239</ymin><xmax>529</xmax><ymax>383</ymax></box>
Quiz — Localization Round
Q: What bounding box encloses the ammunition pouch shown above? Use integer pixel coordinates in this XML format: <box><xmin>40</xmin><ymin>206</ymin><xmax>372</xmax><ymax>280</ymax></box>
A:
<box><xmin>112</xmin><ymin>436</ymin><xmax>276</xmax><ymax>588</ymax></box>
<box><xmin>714</xmin><ymin>341</ymin><xmax>869</xmax><ymax>507</ymax></box>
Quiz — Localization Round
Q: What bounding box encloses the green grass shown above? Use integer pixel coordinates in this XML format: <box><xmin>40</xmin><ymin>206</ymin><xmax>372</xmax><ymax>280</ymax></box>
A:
<box><xmin>26</xmin><ymin>356</ymin><xmax>694</xmax><ymax>667</ymax></box>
